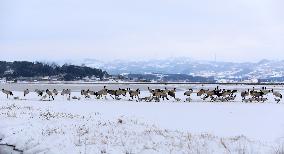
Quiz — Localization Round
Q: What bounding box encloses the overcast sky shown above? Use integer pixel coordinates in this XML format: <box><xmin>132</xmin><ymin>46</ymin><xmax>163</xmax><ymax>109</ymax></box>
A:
<box><xmin>1</xmin><ymin>0</ymin><xmax>284</xmax><ymax>62</ymax></box>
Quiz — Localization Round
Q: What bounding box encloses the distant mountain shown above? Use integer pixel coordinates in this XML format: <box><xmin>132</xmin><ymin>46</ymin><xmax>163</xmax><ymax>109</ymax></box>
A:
<box><xmin>70</xmin><ymin>58</ymin><xmax>284</xmax><ymax>81</ymax></box>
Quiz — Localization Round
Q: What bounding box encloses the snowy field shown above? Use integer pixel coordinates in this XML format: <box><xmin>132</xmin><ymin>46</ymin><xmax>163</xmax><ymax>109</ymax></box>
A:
<box><xmin>0</xmin><ymin>83</ymin><xmax>284</xmax><ymax>154</ymax></box>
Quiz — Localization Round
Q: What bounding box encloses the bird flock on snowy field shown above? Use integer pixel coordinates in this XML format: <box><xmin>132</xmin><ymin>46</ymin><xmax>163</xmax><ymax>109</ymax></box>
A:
<box><xmin>1</xmin><ymin>86</ymin><xmax>283</xmax><ymax>103</ymax></box>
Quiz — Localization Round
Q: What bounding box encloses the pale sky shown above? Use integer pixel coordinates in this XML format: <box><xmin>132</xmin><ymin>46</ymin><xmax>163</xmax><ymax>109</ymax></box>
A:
<box><xmin>1</xmin><ymin>0</ymin><xmax>284</xmax><ymax>62</ymax></box>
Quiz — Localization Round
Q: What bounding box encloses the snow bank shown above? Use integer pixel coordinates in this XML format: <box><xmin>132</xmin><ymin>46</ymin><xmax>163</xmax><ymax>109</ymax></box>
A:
<box><xmin>0</xmin><ymin>101</ymin><xmax>283</xmax><ymax>154</ymax></box>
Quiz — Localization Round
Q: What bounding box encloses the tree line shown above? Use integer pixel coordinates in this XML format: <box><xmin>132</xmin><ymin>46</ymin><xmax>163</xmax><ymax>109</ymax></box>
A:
<box><xmin>0</xmin><ymin>61</ymin><xmax>108</xmax><ymax>81</ymax></box>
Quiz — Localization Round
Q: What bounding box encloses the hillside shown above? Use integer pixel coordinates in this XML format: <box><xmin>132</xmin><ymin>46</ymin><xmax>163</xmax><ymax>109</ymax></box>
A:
<box><xmin>0</xmin><ymin>61</ymin><xmax>108</xmax><ymax>81</ymax></box>
<box><xmin>69</xmin><ymin>58</ymin><xmax>284</xmax><ymax>82</ymax></box>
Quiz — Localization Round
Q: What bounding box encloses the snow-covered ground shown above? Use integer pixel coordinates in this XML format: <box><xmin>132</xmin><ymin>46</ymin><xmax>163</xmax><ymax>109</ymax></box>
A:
<box><xmin>0</xmin><ymin>83</ymin><xmax>284</xmax><ymax>153</ymax></box>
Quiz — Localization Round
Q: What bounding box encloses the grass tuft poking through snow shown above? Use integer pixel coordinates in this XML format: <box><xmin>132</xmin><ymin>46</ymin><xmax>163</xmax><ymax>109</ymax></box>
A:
<box><xmin>0</xmin><ymin>103</ymin><xmax>283</xmax><ymax>154</ymax></box>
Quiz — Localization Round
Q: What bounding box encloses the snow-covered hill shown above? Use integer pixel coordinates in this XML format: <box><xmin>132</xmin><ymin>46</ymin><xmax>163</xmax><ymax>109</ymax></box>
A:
<box><xmin>66</xmin><ymin>58</ymin><xmax>284</xmax><ymax>81</ymax></box>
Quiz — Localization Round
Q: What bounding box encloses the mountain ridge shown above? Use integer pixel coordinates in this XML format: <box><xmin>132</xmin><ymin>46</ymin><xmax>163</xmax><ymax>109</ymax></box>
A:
<box><xmin>66</xmin><ymin>58</ymin><xmax>284</xmax><ymax>80</ymax></box>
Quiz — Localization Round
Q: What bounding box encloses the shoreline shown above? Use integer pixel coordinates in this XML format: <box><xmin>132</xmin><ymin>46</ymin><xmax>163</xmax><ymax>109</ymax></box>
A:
<box><xmin>0</xmin><ymin>140</ymin><xmax>23</xmax><ymax>154</ymax></box>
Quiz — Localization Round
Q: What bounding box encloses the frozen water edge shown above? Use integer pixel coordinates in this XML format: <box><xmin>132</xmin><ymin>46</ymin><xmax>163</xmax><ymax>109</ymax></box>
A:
<box><xmin>0</xmin><ymin>144</ymin><xmax>23</xmax><ymax>154</ymax></box>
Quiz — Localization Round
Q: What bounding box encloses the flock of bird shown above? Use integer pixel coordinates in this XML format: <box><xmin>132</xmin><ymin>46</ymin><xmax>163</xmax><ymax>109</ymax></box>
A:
<box><xmin>1</xmin><ymin>86</ymin><xmax>283</xmax><ymax>103</ymax></box>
